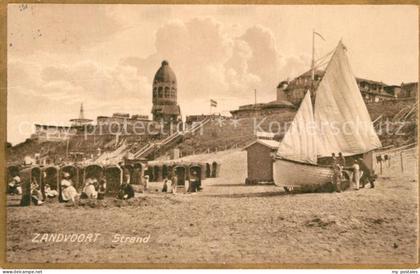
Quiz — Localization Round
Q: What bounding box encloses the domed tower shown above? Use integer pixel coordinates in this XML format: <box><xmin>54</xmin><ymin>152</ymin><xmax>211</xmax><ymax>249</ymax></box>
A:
<box><xmin>151</xmin><ymin>60</ymin><xmax>181</xmax><ymax>128</ymax></box>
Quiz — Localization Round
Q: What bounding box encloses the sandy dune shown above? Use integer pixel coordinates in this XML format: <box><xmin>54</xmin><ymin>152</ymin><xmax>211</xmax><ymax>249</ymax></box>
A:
<box><xmin>6</xmin><ymin>148</ymin><xmax>418</xmax><ymax>264</ymax></box>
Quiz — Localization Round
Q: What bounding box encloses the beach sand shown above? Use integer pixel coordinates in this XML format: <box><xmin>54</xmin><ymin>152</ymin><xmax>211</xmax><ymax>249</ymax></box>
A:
<box><xmin>6</xmin><ymin>148</ymin><xmax>418</xmax><ymax>264</ymax></box>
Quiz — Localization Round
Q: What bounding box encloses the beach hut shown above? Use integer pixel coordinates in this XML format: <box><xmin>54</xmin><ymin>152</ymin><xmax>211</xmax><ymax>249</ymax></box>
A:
<box><xmin>145</xmin><ymin>165</ymin><xmax>153</xmax><ymax>182</ymax></box>
<box><xmin>153</xmin><ymin>165</ymin><xmax>163</xmax><ymax>182</ymax></box>
<box><xmin>82</xmin><ymin>164</ymin><xmax>104</xmax><ymax>182</ymax></box>
<box><xmin>60</xmin><ymin>165</ymin><xmax>81</xmax><ymax>190</ymax></box>
<box><xmin>162</xmin><ymin>164</ymin><xmax>170</xmax><ymax>180</ymax></box>
<box><xmin>211</xmin><ymin>161</ymin><xmax>221</xmax><ymax>178</ymax></box>
<box><xmin>125</xmin><ymin>162</ymin><xmax>146</xmax><ymax>185</ymax></box>
<box><xmin>7</xmin><ymin>165</ymin><xmax>20</xmax><ymax>181</ymax></box>
<box><xmin>18</xmin><ymin>166</ymin><xmax>43</xmax><ymax>204</ymax></box>
<box><xmin>168</xmin><ymin>163</ymin><xmax>176</xmax><ymax>175</ymax></box>
<box><xmin>42</xmin><ymin>166</ymin><xmax>60</xmax><ymax>192</ymax></box>
<box><xmin>104</xmin><ymin>165</ymin><xmax>123</xmax><ymax>195</ymax></box>
<box><xmin>19</xmin><ymin>167</ymin><xmax>34</xmax><ymax>206</ymax></box>
<box><xmin>175</xmin><ymin>165</ymin><xmax>187</xmax><ymax>186</ymax></box>
<box><xmin>42</xmin><ymin>166</ymin><xmax>60</xmax><ymax>201</ymax></box>
<box><xmin>147</xmin><ymin>164</ymin><xmax>156</xmax><ymax>182</ymax></box>
<box><xmin>30</xmin><ymin>166</ymin><xmax>43</xmax><ymax>200</ymax></box>
<box><xmin>189</xmin><ymin>164</ymin><xmax>203</xmax><ymax>187</ymax></box>
<box><xmin>200</xmin><ymin>162</ymin><xmax>208</xmax><ymax>180</ymax></box>
<box><xmin>135</xmin><ymin>162</ymin><xmax>147</xmax><ymax>184</ymax></box>
<box><xmin>205</xmin><ymin>162</ymin><xmax>212</xmax><ymax>178</ymax></box>
<box><xmin>243</xmin><ymin>139</ymin><xmax>279</xmax><ymax>184</ymax></box>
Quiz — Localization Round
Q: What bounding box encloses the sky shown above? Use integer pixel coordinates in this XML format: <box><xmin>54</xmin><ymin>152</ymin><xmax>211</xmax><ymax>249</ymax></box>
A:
<box><xmin>7</xmin><ymin>4</ymin><xmax>418</xmax><ymax>145</ymax></box>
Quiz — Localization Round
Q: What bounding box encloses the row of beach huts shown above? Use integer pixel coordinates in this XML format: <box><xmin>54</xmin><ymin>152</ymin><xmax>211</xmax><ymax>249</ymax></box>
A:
<box><xmin>7</xmin><ymin>160</ymin><xmax>221</xmax><ymax>201</ymax></box>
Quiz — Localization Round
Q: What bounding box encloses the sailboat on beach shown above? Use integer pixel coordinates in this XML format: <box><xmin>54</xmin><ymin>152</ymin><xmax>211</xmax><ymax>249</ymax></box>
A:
<box><xmin>273</xmin><ymin>41</ymin><xmax>382</xmax><ymax>189</ymax></box>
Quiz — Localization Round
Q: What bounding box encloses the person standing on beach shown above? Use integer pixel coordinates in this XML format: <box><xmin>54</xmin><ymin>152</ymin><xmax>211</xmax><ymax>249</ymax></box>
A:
<box><xmin>171</xmin><ymin>174</ymin><xmax>178</xmax><ymax>194</ymax></box>
<box><xmin>162</xmin><ymin>177</ymin><xmax>170</xmax><ymax>192</ymax></box>
<box><xmin>143</xmin><ymin>175</ymin><xmax>149</xmax><ymax>192</ymax></box>
<box><xmin>352</xmin><ymin>160</ymin><xmax>361</xmax><ymax>190</ymax></box>
<box><xmin>358</xmin><ymin>158</ymin><xmax>375</xmax><ymax>189</ymax></box>
<box><xmin>189</xmin><ymin>171</ymin><xmax>199</xmax><ymax>192</ymax></box>
<box><xmin>331</xmin><ymin>153</ymin><xmax>337</xmax><ymax>166</ymax></box>
<box><xmin>332</xmin><ymin>164</ymin><xmax>342</xmax><ymax>193</ymax></box>
<box><xmin>337</xmin><ymin>152</ymin><xmax>346</xmax><ymax>168</ymax></box>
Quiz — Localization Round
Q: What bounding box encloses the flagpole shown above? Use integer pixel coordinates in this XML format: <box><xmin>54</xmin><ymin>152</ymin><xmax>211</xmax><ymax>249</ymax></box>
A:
<box><xmin>311</xmin><ymin>29</ymin><xmax>315</xmax><ymax>81</ymax></box>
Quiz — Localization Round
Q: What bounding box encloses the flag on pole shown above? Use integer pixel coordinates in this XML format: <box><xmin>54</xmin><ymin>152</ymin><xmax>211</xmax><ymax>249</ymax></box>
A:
<box><xmin>314</xmin><ymin>31</ymin><xmax>325</xmax><ymax>41</ymax></box>
<box><xmin>210</xmin><ymin>99</ymin><xmax>217</xmax><ymax>107</ymax></box>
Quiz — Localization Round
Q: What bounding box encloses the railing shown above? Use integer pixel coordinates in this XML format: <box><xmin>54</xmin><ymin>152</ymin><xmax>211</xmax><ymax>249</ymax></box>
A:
<box><xmin>133</xmin><ymin>118</ymin><xmax>212</xmax><ymax>159</ymax></box>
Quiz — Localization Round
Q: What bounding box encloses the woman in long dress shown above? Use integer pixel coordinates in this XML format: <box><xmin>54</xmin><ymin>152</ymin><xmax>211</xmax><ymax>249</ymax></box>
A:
<box><xmin>352</xmin><ymin>160</ymin><xmax>361</xmax><ymax>190</ymax></box>
<box><xmin>61</xmin><ymin>172</ymin><xmax>79</xmax><ymax>205</ymax></box>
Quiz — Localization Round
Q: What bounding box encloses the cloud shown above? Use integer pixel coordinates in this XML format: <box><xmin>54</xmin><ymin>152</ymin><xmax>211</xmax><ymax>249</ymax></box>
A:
<box><xmin>8</xmin><ymin>4</ymin><xmax>123</xmax><ymax>56</ymax></box>
<box><xmin>121</xmin><ymin>18</ymin><xmax>309</xmax><ymax>106</ymax></box>
<box><xmin>279</xmin><ymin>54</ymin><xmax>311</xmax><ymax>80</ymax></box>
<box><xmin>7</xmin><ymin>58</ymin><xmax>153</xmax><ymax>144</ymax></box>
<box><xmin>7</xmin><ymin>14</ymin><xmax>312</xmax><ymax>144</ymax></box>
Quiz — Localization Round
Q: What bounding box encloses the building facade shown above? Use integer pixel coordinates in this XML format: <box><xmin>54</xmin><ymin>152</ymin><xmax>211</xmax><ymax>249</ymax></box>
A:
<box><xmin>277</xmin><ymin>70</ymin><xmax>413</xmax><ymax>105</ymax></box>
<box><xmin>230</xmin><ymin>101</ymin><xmax>295</xmax><ymax>119</ymax></box>
<box><xmin>400</xmin><ymin>82</ymin><xmax>418</xmax><ymax>98</ymax></box>
<box><xmin>31</xmin><ymin>124</ymin><xmax>77</xmax><ymax>142</ymax></box>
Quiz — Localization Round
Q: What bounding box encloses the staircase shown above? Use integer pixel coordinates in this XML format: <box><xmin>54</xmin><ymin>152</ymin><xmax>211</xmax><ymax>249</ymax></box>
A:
<box><xmin>133</xmin><ymin>118</ymin><xmax>212</xmax><ymax>160</ymax></box>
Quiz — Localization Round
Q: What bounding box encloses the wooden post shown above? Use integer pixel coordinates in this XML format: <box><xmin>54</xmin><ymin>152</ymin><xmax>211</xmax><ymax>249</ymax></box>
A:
<box><xmin>400</xmin><ymin>152</ymin><xmax>404</xmax><ymax>173</ymax></box>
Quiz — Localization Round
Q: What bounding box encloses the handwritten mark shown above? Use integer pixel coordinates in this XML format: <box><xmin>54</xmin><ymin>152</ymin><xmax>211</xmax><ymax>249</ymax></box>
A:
<box><xmin>19</xmin><ymin>4</ymin><xmax>28</xmax><ymax>11</ymax></box>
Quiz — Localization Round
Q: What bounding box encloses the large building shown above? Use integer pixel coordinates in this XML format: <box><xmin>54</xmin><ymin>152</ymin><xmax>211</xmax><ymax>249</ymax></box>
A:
<box><xmin>31</xmin><ymin>124</ymin><xmax>77</xmax><ymax>142</ymax></box>
<box><xmin>278</xmin><ymin>69</ymin><xmax>417</xmax><ymax>105</ymax></box>
<box><xmin>151</xmin><ymin>60</ymin><xmax>182</xmax><ymax>129</ymax></box>
<box><xmin>230</xmin><ymin>101</ymin><xmax>295</xmax><ymax>119</ymax></box>
<box><xmin>400</xmin><ymin>82</ymin><xmax>418</xmax><ymax>98</ymax></box>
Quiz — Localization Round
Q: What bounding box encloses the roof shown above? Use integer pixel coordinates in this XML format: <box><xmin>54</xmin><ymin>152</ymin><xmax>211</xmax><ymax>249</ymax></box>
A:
<box><xmin>288</xmin><ymin>69</ymin><xmax>390</xmax><ymax>87</ymax></box>
<box><xmin>153</xmin><ymin>60</ymin><xmax>177</xmax><ymax>84</ymax></box>
<box><xmin>356</xmin><ymin>77</ymin><xmax>387</xmax><ymax>86</ymax></box>
<box><xmin>264</xmin><ymin>100</ymin><xmax>295</xmax><ymax>109</ymax></box>
<box><xmin>231</xmin><ymin>100</ymin><xmax>295</xmax><ymax>114</ymax></box>
<box><xmin>401</xmin><ymin>82</ymin><xmax>418</xmax><ymax>89</ymax></box>
<box><xmin>243</xmin><ymin>139</ymin><xmax>279</xmax><ymax>150</ymax></box>
<box><xmin>69</xmin><ymin>118</ymin><xmax>93</xmax><ymax>122</ymax></box>
<box><xmin>35</xmin><ymin>124</ymin><xmax>72</xmax><ymax>129</ymax></box>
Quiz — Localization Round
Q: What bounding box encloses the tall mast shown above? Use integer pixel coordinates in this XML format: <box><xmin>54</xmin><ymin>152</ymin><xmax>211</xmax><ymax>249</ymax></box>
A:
<box><xmin>311</xmin><ymin>29</ymin><xmax>315</xmax><ymax>81</ymax></box>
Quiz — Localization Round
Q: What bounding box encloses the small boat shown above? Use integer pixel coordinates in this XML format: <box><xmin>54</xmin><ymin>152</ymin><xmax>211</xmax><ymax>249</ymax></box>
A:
<box><xmin>273</xmin><ymin>41</ymin><xmax>382</xmax><ymax>189</ymax></box>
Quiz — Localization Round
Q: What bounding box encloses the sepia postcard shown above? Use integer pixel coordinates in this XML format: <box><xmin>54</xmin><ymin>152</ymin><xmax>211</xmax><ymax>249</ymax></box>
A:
<box><xmin>1</xmin><ymin>3</ymin><xmax>419</xmax><ymax>269</ymax></box>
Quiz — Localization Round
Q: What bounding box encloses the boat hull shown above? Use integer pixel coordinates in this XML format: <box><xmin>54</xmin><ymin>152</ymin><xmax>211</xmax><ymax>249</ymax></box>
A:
<box><xmin>273</xmin><ymin>158</ymin><xmax>334</xmax><ymax>188</ymax></box>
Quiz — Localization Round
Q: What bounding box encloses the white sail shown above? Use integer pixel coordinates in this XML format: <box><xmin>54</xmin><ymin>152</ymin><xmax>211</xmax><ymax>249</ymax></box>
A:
<box><xmin>314</xmin><ymin>41</ymin><xmax>382</xmax><ymax>157</ymax></box>
<box><xmin>277</xmin><ymin>91</ymin><xmax>317</xmax><ymax>164</ymax></box>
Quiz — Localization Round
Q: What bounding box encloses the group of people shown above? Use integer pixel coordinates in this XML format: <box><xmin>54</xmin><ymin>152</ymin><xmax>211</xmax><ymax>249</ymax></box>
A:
<box><xmin>60</xmin><ymin>170</ymin><xmax>148</xmax><ymax>205</ymax></box>
<box><xmin>8</xmin><ymin>174</ymin><xmax>59</xmax><ymax>206</ymax></box>
<box><xmin>9</xmin><ymin>168</ymin><xmax>151</xmax><ymax>206</ymax></box>
<box><xmin>331</xmin><ymin>152</ymin><xmax>376</xmax><ymax>193</ymax></box>
<box><xmin>161</xmin><ymin>170</ymin><xmax>202</xmax><ymax>194</ymax></box>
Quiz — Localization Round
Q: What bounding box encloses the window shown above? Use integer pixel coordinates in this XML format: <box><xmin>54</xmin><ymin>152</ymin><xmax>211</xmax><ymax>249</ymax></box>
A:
<box><xmin>158</xmin><ymin>87</ymin><xmax>163</xmax><ymax>98</ymax></box>
<box><xmin>153</xmin><ymin>88</ymin><xmax>157</xmax><ymax>98</ymax></box>
<box><xmin>164</xmin><ymin>87</ymin><xmax>170</xmax><ymax>98</ymax></box>
<box><xmin>171</xmin><ymin>88</ymin><xmax>176</xmax><ymax>97</ymax></box>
